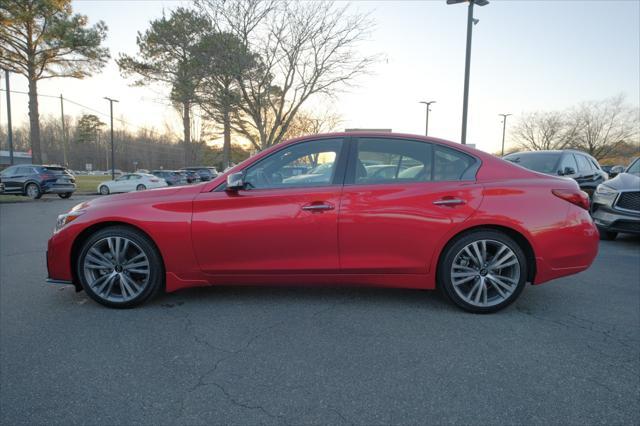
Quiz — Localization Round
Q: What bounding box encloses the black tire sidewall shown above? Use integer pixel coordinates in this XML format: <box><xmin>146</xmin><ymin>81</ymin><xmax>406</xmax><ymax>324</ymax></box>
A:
<box><xmin>438</xmin><ymin>230</ymin><xmax>527</xmax><ymax>314</ymax></box>
<box><xmin>26</xmin><ymin>183</ymin><xmax>41</xmax><ymax>199</ymax></box>
<box><xmin>136</xmin><ymin>185</ymin><xmax>146</xmax><ymax>191</ymax></box>
<box><xmin>76</xmin><ymin>226</ymin><xmax>164</xmax><ymax>308</ymax></box>
<box><xmin>58</xmin><ymin>193</ymin><xmax>72</xmax><ymax>199</ymax></box>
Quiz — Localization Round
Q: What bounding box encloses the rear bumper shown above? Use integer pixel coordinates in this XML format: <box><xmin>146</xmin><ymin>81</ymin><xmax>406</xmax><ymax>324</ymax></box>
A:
<box><xmin>533</xmin><ymin>207</ymin><xmax>599</xmax><ymax>284</ymax></box>
<box><xmin>591</xmin><ymin>205</ymin><xmax>640</xmax><ymax>235</ymax></box>
<box><xmin>43</xmin><ymin>183</ymin><xmax>76</xmax><ymax>194</ymax></box>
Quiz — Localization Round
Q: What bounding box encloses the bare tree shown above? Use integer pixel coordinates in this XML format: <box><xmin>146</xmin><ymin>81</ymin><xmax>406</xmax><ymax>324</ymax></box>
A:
<box><xmin>512</xmin><ymin>111</ymin><xmax>574</xmax><ymax>151</ymax></box>
<box><xmin>569</xmin><ymin>95</ymin><xmax>639</xmax><ymax>160</ymax></box>
<box><xmin>196</xmin><ymin>0</ymin><xmax>376</xmax><ymax>151</ymax></box>
<box><xmin>282</xmin><ymin>109</ymin><xmax>343</xmax><ymax>140</ymax></box>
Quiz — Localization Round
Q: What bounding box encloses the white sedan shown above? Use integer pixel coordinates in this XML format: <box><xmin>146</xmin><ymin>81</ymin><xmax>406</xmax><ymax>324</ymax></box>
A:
<box><xmin>97</xmin><ymin>173</ymin><xmax>167</xmax><ymax>195</ymax></box>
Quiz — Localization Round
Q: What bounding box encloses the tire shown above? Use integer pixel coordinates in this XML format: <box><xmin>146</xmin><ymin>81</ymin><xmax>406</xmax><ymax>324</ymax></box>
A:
<box><xmin>598</xmin><ymin>228</ymin><xmax>617</xmax><ymax>241</ymax></box>
<box><xmin>25</xmin><ymin>183</ymin><xmax>42</xmax><ymax>199</ymax></box>
<box><xmin>99</xmin><ymin>185</ymin><xmax>110</xmax><ymax>195</ymax></box>
<box><xmin>438</xmin><ymin>230</ymin><xmax>527</xmax><ymax>314</ymax></box>
<box><xmin>136</xmin><ymin>184</ymin><xmax>146</xmax><ymax>191</ymax></box>
<box><xmin>76</xmin><ymin>226</ymin><xmax>164</xmax><ymax>308</ymax></box>
<box><xmin>58</xmin><ymin>192</ymin><xmax>72</xmax><ymax>199</ymax></box>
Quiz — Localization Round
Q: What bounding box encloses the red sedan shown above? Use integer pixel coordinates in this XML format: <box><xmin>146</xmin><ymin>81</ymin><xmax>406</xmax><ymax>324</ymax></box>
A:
<box><xmin>47</xmin><ymin>133</ymin><xmax>598</xmax><ymax>313</ymax></box>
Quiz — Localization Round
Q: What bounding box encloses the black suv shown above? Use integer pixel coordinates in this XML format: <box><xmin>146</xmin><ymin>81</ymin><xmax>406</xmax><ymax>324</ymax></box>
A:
<box><xmin>151</xmin><ymin>170</ymin><xmax>187</xmax><ymax>186</ymax></box>
<box><xmin>180</xmin><ymin>167</ymin><xmax>218</xmax><ymax>182</ymax></box>
<box><xmin>503</xmin><ymin>150</ymin><xmax>608</xmax><ymax>197</ymax></box>
<box><xmin>0</xmin><ymin>165</ymin><xmax>76</xmax><ymax>199</ymax></box>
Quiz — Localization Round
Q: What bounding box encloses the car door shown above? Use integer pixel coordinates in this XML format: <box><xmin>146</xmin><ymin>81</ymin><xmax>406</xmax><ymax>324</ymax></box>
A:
<box><xmin>111</xmin><ymin>175</ymin><xmax>130</xmax><ymax>193</ymax></box>
<box><xmin>192</xmin><ymin>138</ymin><xmax>347</xmax><ymax>275</ymax></box>
<box><xmin>338</xmin><ymin>137</ymin><xmax>483</xmax><ymax>275</ymax></box>
<box><xmin>0</xmin><ymin>166</ymin><xmax>19</xmax><ymax>193</ymax></box>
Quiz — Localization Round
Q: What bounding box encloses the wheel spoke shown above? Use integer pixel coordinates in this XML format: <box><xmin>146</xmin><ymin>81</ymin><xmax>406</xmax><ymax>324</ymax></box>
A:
<box><xmin>491</xmin><ymin>250</ymin><xmax>515</xmax><ymax>270</ymax></box>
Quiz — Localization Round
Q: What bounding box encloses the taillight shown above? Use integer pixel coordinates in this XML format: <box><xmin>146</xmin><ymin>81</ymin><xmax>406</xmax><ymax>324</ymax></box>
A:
<box><xmin>552</xmin><ymin>189</ymin><xmax>590</xmax><ymax>210</ymax></box>
<box><xmin>40</xmin><ymin>173</ymin><xmax>55</xmax><ymax>180</ymax></box>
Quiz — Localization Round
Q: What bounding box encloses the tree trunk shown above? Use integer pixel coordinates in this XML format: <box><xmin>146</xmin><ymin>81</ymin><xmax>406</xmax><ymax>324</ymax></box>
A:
<box><xmin>182</xmin><ymin>101</ymin><xmax>191</xmax><ymax>166</ymax></box>
<box><xmin>223</xmin><ymin>108</ymin><xmax>231</xmax><ymax>170</ymax></box>
<box><xmin>27</xmin><ymin>75</ymin><xmax>42</xmax><ymax>164</ymax></box>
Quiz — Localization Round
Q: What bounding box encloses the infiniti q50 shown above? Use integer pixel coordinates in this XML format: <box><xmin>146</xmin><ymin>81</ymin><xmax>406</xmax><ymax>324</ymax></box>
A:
<box><xmin>47</xmin><ymin>133</ymin><xmax>598</xmax><ymax>313</ymax></box>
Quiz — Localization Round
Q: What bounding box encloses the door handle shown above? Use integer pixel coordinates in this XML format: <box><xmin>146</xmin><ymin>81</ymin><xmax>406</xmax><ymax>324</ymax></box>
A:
<box><xmin>433</xmin><ymin>198</ymin><xmax>466</xmax><ymax>206</ymax></box>
<box><xmin>302</xmin><ymin>203</ymin><xmax>334</xmax><ymax>212</ymax></box>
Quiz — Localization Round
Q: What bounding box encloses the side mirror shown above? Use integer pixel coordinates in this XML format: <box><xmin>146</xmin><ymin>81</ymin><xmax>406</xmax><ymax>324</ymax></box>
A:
<box><xmin>560</xmin><ymin>166</ymin><xmax>575</xmax><ymax>176</ymax></box>
<box><xmin>226</xmin><ymin>172</ymin><xmax>245</xmax><ymax>191</ymax></box>
<box><xmin>609</xmin><ymin>165</ymin><xmax>624</xmax><ymax>178</ymax></box>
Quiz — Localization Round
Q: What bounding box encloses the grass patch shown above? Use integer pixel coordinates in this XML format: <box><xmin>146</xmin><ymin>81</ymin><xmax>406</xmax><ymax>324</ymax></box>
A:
<box><xmin>75</xmin><ymin>175</ymin><xmax>108</xmax><ymax>194</ymax></box>
<box><xmin>0</xmin><ymin>194</ymin><xmax>30</xmax><ymax>203</ymax></box>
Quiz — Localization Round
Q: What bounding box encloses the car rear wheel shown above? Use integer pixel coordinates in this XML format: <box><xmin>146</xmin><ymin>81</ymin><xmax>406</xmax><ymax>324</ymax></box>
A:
<box><xmin>438</xmin><ymin>230</ymin><xmax>527</xmax><ymax>313</ymax></box>
<box><xmin>76</xmin><ymin>226</ymin><xmax>164</xmax><ymax>308</ymax></box>
<box><xmin>136</xmin><ymin>184</ymin><xmax>146</xmax><ymax>191</ymax></box>
<box><xmin>25</xmin><ymin>183</ymin><xmax>42</xmax><ymax>199</ymax></box>
<box><xmin>99</xmin><ymin>185</ymin><xmax>110</xmax><ymax>195</ymax></box>
<box><xmin>58</xmin><ymin>192</ymin><xmax>72</xmax><ymax>199</ymax></box>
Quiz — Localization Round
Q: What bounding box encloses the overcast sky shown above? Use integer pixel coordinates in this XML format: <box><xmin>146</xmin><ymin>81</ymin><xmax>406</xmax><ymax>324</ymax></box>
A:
<box><xmin>1</xmin><ymin>0</ymin><xmax>639</xmax><ymax>153</ymax></box>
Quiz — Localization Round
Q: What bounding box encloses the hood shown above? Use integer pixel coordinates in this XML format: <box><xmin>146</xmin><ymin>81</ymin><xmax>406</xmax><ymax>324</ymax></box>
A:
<box><xmin>601</xmin><ymin>172</ymin><xmax>640</xmax><ymax>191</ymax></box>
<box><xmin>83</xmin><ymin>185</ymin><xmax>199</xmax><ymax>209</ymax></box>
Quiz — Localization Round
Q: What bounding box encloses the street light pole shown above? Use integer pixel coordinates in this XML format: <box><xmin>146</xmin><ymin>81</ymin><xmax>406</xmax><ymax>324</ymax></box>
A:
<box><xmin>419</xmin><ymin>101</ymin><xmax>436</xmax><ymax>136</ymax></box>
<box><xmin>3</xmin><ymin>68</ymin><xmax>14</xmax><ymax>165</ymax></box>
<box><xmin>499</xmin><ymin>113</ymin><xmax>512</xmax><ymax>156</ymax></box>
<box><xmin>103</xmin><ymin>97</ymin><xmax>119</xmax><ymax>180</ymax></box>
<box><xmin>447</xmin><ymin>0</ymin><xmax>489</xmax><ymax>145</ymax></box>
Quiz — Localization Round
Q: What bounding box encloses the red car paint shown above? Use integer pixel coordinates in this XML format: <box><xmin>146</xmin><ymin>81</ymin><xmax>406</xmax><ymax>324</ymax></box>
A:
<box><xmin>47</xmin><ymin>133</ymin><xmax>598</xmax><ymax>294</ymax></box>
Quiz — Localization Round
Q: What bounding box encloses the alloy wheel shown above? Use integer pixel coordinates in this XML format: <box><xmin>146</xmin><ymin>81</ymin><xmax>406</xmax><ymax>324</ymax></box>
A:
<box><xmin>82</xmin><ymin>236</ymin><xmax>150</xmax><ymax>303</ymax></box>
<box><xmin>450</xmin><ymin>239</ymin><xmax>521</xmax><ymax>308</ymax></box>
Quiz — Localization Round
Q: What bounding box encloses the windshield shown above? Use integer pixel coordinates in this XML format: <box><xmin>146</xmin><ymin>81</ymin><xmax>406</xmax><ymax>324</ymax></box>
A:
<box><xmin>627</xmin><ymin>158</ymin><xmax>640</xmax><ymax>175</ymax></box>
<box><xmin>503</xmin><ymin>152</ymin><xmax>561</xmax><ymax>174</ymax></box>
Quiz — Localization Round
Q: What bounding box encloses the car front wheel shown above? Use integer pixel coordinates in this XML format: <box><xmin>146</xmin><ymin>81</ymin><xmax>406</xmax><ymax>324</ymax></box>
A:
<box><xmin>76</xmin><ymin>226</ymin><xmax>164</xmax><ymax>308</ymax></box>
<box><xmin>99</xmin><ymin>185</ymin><xmax>110</xmax><ymax>195</ymax></box>
<box><xmin>438</xmin><ymin>230</ymin><xmax>527</xmax><ymax>314</ymax></box>
<box><xmin>25</xmin><ymin>183</ymin><xmax>42</xmax><ymax>199</ymax></box>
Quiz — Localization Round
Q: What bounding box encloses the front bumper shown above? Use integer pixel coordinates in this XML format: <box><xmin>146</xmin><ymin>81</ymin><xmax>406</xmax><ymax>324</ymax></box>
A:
<box><xmin>591</xmin><ymin>205</ymin><xmax>640</xmax><ymax>234</ymax></box>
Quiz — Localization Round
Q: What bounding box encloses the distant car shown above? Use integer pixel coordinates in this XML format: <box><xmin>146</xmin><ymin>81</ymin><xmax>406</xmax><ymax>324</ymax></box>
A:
<box><xmin>180</xmin><ymin>169</ymin><xmax>200</xmax><ymax>183</ymax></box>
<box><xmin>503</xmin><ymin>150</ymin><xmax>608</xmax><ymax>197</ymax></box>
<box><xmin>282</xmin><ymin>162</ymin><xmax>334</xmax><ymax>184</ymax></box>
<box><xmin>97</xmin><ymin>173</ymin><xmax>167</xmax><ymax>195</ymax></box>
<box><xmin>0</xmin><ymin>165</ymin><xmax>76</xmax><ymax>199</ymax></box>
<box><xmin>591</xmin><ymin>157</ymin><xmax>640</xmax><ymax>240</ymax></box>
<box><xmin>364</xmin><ymin>164</ymin><xmax>408</xmax><ymax>181</ymax></box>
<box><xmin>181</xmin><ymin>167</ymin><xmax>217</xmax><ymax>182</ymax></box>
<box><xmin>151</xmin><ymin>170</ymin><xmax>186</xmax><ymax>186</ymax></box>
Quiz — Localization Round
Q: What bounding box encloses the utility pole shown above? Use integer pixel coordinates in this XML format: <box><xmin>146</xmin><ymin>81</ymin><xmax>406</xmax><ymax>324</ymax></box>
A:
<box><xmin>3</xmin><ymin>68</ymin><xmax>14</xmax><ymax>165</ymax></box>
<box><xmin>103</xmin><ymin>97</ymin><xmax>119</xmax><ymax>180</ymax></box>
<box><xmin>499</xmin><ymin>113</ymin><xmax>512</xmax><ymax>156</ymax></box>
<box><xmin>419</xmin><ymin>101</ymin><xmax>436</xmax><ymax>136</ymax></box>
<box><xmin>447</xmin><ymin>0</ymin><xmax>490</xmax><ymax>144</ymax></box>
<box><xmin>60</xmin><ymin>95</ymin><xmax>67</xmax><ymax>166</ymax></box>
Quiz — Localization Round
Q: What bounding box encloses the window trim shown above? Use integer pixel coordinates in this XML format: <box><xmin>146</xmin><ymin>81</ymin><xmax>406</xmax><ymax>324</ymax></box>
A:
<box><xmin>214</xmin><ymin>137</ymin><xmax>348</xmax><ymax>192</ymax></box>
<box><xmin>344</xmin><ymin>137</ymin><xmax>480</xmax><ymax>186</ymax></box>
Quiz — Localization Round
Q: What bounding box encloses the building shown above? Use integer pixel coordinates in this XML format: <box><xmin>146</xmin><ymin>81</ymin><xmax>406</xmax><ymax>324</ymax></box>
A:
<box><xmin>0</xmin><ymin>150</ymin><xmax>32</xmax><ymax>166</ymax></box>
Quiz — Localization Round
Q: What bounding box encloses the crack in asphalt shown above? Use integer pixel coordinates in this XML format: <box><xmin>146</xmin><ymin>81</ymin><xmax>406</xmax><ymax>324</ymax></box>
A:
<box><xmin>515</xmin><ymin>306</ymin><xmax>639</xmax><ymax>349</ymax></box>
<box><xmin>174</xmin><ymin>297</ymin><xmax>350</xmax><ymax>424</ymax></box>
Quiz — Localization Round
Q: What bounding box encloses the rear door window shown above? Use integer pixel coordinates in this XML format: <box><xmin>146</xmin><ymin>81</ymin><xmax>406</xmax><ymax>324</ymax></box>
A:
<box><xmin>433</xmin><ymin>146</ymin><xmax>477</xmax><ymax>181</ymax></box>
<box><xmin>352</xmin><ymin>138</ymin><xmax>433</xmax><ymax>184</ymax></box>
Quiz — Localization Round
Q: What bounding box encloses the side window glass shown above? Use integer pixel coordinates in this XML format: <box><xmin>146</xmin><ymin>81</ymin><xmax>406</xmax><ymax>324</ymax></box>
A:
<box><xmin>558</xmin><ymin>154</ymin><xmax>578</xmax><ymax>174</ymax></box>
<box><xmin>575</xmin><ymin>155</ymin><xmax>590</xmax><ymax>172</ymax></box>
<box><xmin>355</xmin><ymin>138</ymin><xmax>432</xmax><ymax>184</ymax></box>
<box><xmin>433</xmin><ymin>146</ymin><xmax>476</xmax><ymax>181</ymax></box>
<box><xmin>245</xmin><ymin>139</ymin><xmax>343</xmax><ymax>189</ymax></box>
<box><xmin>16</xmin><ymin>167</ymin><xmax>30</xmax><ymax>175</ymax></box>
<box><xmin>1</xmin><ymin>167</ymin><xmax>16</xmax><ymax>177</ymax></box>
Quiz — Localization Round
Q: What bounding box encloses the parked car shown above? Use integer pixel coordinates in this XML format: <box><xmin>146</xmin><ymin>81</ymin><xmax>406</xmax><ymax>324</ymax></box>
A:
<box><xmin>591</xmin><ymin>157</ymin><xmax>640</xmax><ymax>240</ymax></box>
<box><xmin>181</xmin><ymin>169</ymin><xmax>200</xmax><ymax>184</ymax></box>
<box><xmin>181</xmin><ymin>167</ymin><xmax>217</xmax><ymax>182</ymax></box>
<box><xmin>503</xmin><ymin>150</ymin><xmax>608</xmax><ymax>197</ymax></box>
<box><xmin>0</xmin><ymin>165</ymin><xmax>76</xmax><ymax>199</ymax></box>
<box><xmin>97</xmin><ymin>173</ymin><xmax>167</xmax><ymax>195</ymax></box>
<box><xmin>151</xmin><ymin>170</ymin><xmax>186</xmax><ymax>186</ymax></box>
<box><xmin>48</xmin><ymin>133</ymin><xmax>598</xmax><ymax>313</ymax></box>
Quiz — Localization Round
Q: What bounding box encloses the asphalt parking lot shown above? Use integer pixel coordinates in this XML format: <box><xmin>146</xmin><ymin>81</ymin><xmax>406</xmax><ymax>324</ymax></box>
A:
<box><xmin>1</xmin><ymin>196</ymin><xmax>639</xmax><ymax>425</ymax></box>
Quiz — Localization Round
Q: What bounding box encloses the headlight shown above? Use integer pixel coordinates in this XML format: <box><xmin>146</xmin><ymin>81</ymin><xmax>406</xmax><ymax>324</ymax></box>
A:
<box><xmin>594</xmin><ymin>185</ymin><xmax>618</xmax><ymax>205</ymax></box>
<box><xmin>55</xmin><ymin>210</ymin><xmax>85</xmax><ymax>232</ymax></box>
